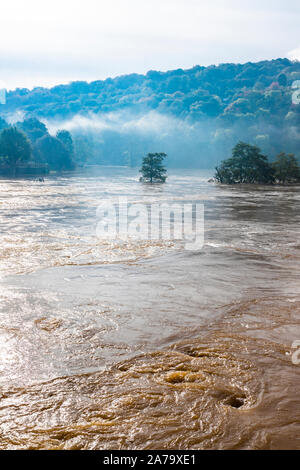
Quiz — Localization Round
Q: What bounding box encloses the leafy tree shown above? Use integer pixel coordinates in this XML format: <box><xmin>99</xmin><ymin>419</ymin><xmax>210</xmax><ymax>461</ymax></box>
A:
<box><xmin>140</xmin><ymin>153</ymin><xmax>167</xmax><ymax>183</ymax></box>
<box><xmin>272</xmin><ymin>152</ymin><xmax>300</xmax><ymax>183</ymax></box>
<box><xmin>56</xmin><ymin>130</ymin><xmax>74</xmax><ymax>156</ymax></box>
<box><xmin>35</xmin><ymin>134</ymin><xmax>75</xmax><ymax>171</ymax></box>
<box><xmin>17</xmin><ymin>118</ymin><xmax>48</xmax><ymax>143</ymax></box>
<box><xmin>215</xmin><ymin>142</ymin><xmax>274</xmax><ymax>184</ymax></box>
<box><xmin>0</xmin><ymin>127</ymin><xmax>31</xmax><ymax>175</ymax></box>
<box><xmin>1</xmin><ymin>59</ymin><xmax>300</xmax><ymax>168</ymax></box>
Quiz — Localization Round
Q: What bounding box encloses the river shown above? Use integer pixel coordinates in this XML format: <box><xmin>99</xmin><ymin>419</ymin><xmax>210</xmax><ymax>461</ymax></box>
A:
<box><xmin>0</xmin><ymin>167</ymin><xmax>299</xmax><ymax>449</ymax></box>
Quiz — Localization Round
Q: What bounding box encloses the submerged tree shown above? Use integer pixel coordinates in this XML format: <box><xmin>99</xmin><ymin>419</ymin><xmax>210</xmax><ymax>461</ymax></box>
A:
<box><xmin>0</xmin><ymin>127</ymin><xmax>31</xmax><ymax>176</ymax></box>
<box><xmin>215</xmin><ymin>142</ymin><xmax>274</xmax><ymax>184</ymax></box>
<box><xmin>272</xmin><ymin>152</ymin><xmax>300</xmax><ymax>184</ymax></box>
<box><xmin>139</xmin><ymin>153</ymin><xmax>167</xmax><ymax>183</ymax></box>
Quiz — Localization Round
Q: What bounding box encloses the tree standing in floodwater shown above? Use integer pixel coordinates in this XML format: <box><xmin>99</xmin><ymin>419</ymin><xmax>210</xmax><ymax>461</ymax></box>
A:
<box><xmin>139</xmin><ymin>152</ymin><xmax>167</xmax><ymax>183</ymax></box>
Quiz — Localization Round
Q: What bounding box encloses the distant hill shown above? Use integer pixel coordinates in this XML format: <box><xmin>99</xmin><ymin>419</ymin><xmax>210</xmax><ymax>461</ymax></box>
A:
<box><xmin>1</xmin><ymin>58</ymin><xmax>300</xmax><ymax>168</ymax></box>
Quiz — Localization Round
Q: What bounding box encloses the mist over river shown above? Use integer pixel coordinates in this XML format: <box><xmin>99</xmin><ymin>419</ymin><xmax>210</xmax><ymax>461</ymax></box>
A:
<box><xmin>0</xmin><ymin>167</ymin><xmax>299</xmax><ymax>450</ymax></box>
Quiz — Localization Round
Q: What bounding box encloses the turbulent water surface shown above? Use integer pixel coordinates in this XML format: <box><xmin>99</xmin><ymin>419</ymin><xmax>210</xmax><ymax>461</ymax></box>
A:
<box><xmin>0</xmin><ymin>167</ymin><xmax>299</xmax><ymax>450</ymax></box>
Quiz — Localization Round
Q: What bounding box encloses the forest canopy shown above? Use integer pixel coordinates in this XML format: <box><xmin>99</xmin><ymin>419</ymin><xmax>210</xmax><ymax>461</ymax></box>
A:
<box><xmin>0</xmin><ymin>118</ymin><xmax>75</xmax><ymax>173</ymax></box>
<box><xmin>1</xmin><ymin>58</ymin><xmax>300</xmax><ymax>168</ymax></box>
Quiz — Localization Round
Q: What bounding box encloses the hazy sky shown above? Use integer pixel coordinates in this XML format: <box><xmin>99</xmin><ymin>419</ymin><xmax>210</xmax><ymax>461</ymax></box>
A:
<box><xmin>0</xmin><ymin>0</ymin><xmax>300</xmax><ymax>90</ymax></box>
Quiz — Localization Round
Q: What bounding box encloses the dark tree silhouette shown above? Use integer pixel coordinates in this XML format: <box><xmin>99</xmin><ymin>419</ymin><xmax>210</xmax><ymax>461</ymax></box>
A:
<box><xmin>35</xmin><ymin>134</ymin><xmax>75</xmax><ymax>171</ymax></box>
<box><xmin>215</xmin><ymin>142</ymin><xmax>274</xmax><ymax>184</ymax></box>
<box><xmin>140</xmin><ymin>153</ymin><xmax>167</xmax><ymax>183</ymax></box>
<box><xmin>272</xmin><ymin>153</ymin><xmax>300</xmax><ymax>183</ymax></box>
<box><xmin>17</xmin><ymin>118</ymin><xmax>48</xmax><ymax>143</ymax></box>
<box><xmin>56</xmin><ymin>130</ymin><xmax>74</xmax><ymax>157</ymax></box>
<box><xmin>0</xmin><ymin>127</ymin><xmax>31</xmax><ymax>176</ymax></box>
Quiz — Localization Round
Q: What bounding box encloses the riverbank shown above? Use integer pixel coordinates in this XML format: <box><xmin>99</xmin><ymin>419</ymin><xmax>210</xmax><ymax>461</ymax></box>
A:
<box><xmin>0</xmin><ymin>163</ymin><xmax>49</xmax><ymax>177</ymax></box>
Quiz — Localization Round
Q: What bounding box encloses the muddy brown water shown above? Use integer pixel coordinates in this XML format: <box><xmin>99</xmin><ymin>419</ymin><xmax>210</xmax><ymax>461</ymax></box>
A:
<box><xmin>0</xmin><ymin>168</ymin><xmax>299</xmax><ymax>449</ymax></box>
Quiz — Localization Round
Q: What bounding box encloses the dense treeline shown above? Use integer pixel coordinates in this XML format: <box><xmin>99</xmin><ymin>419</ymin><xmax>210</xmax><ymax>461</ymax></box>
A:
<box><xmin>0</xmin><ymin>117</ymin><xmax>75</xmax><ymax>175</ymax></box>
<box><xmin>215</xmin><ymin>142</ymin><xmax>300</xmax><ymax>184</ymax></box>
<box><xmin>1</xmin><ymin>58</ymin><xmax>300</xmax><ymax>167</ymax></box>
<box><xmin>2</xmin><ymin>58</ymin><xmax>298</xmax><ymax>122</ymax></box>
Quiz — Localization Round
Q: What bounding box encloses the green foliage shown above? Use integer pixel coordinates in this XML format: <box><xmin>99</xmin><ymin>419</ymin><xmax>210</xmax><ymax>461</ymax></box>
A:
<box><xmin>0</xmin><ymin>59</ymin><xmax>297</xmax><ymax>123</ymax></box>
<box><xmin>278</xmin><ymin>73</ymin><xmax>287</xmax><ymax>87</ymax></box>
<box><xmin>215</xmin><ymin>142</ymin><xmax>275</xmax><ymax>184</ymax></box>
<box><xmin>140</xmin><ymin>153</ymin><xmax>167</xmax><ymax>183</ymax></box>
<box><xmin>56</xmin><ymin>130</ymin><xmax>74</xmax><ymax>156</ymax></box>
<box><xmin>17</xmin><ymin>118</ymin><xmax>48</xmax><ymax>143</ymax></box>
<box><xmin>0</xmin><ymin>127</ymin><xmax>31</xmax><ymax>174</ymax></box>
<box><xmin>35</xmin><ymin>134</ymin><xmax>75</xmax><ymax>171</ymax></box>
<box><xmin>272</xmin><ymin>152</ymin><xmax>300</xmax><ymax>183</ymax></box>
<box><xmin>1</xmin><ymin>58</ymin><xmax>300</xmax><ymax>168</ymax></box>
<box><xmin>0</xmin><ymin>118</ymin><xmax>76</xmax><ymax>174</ymax></box>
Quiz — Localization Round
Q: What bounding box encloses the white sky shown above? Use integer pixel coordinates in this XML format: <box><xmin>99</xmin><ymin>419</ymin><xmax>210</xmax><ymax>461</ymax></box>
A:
<box><xmin>0</xmin><ymin>0</ymin><xmax>300</xmax><ymax>90</ymax></box>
